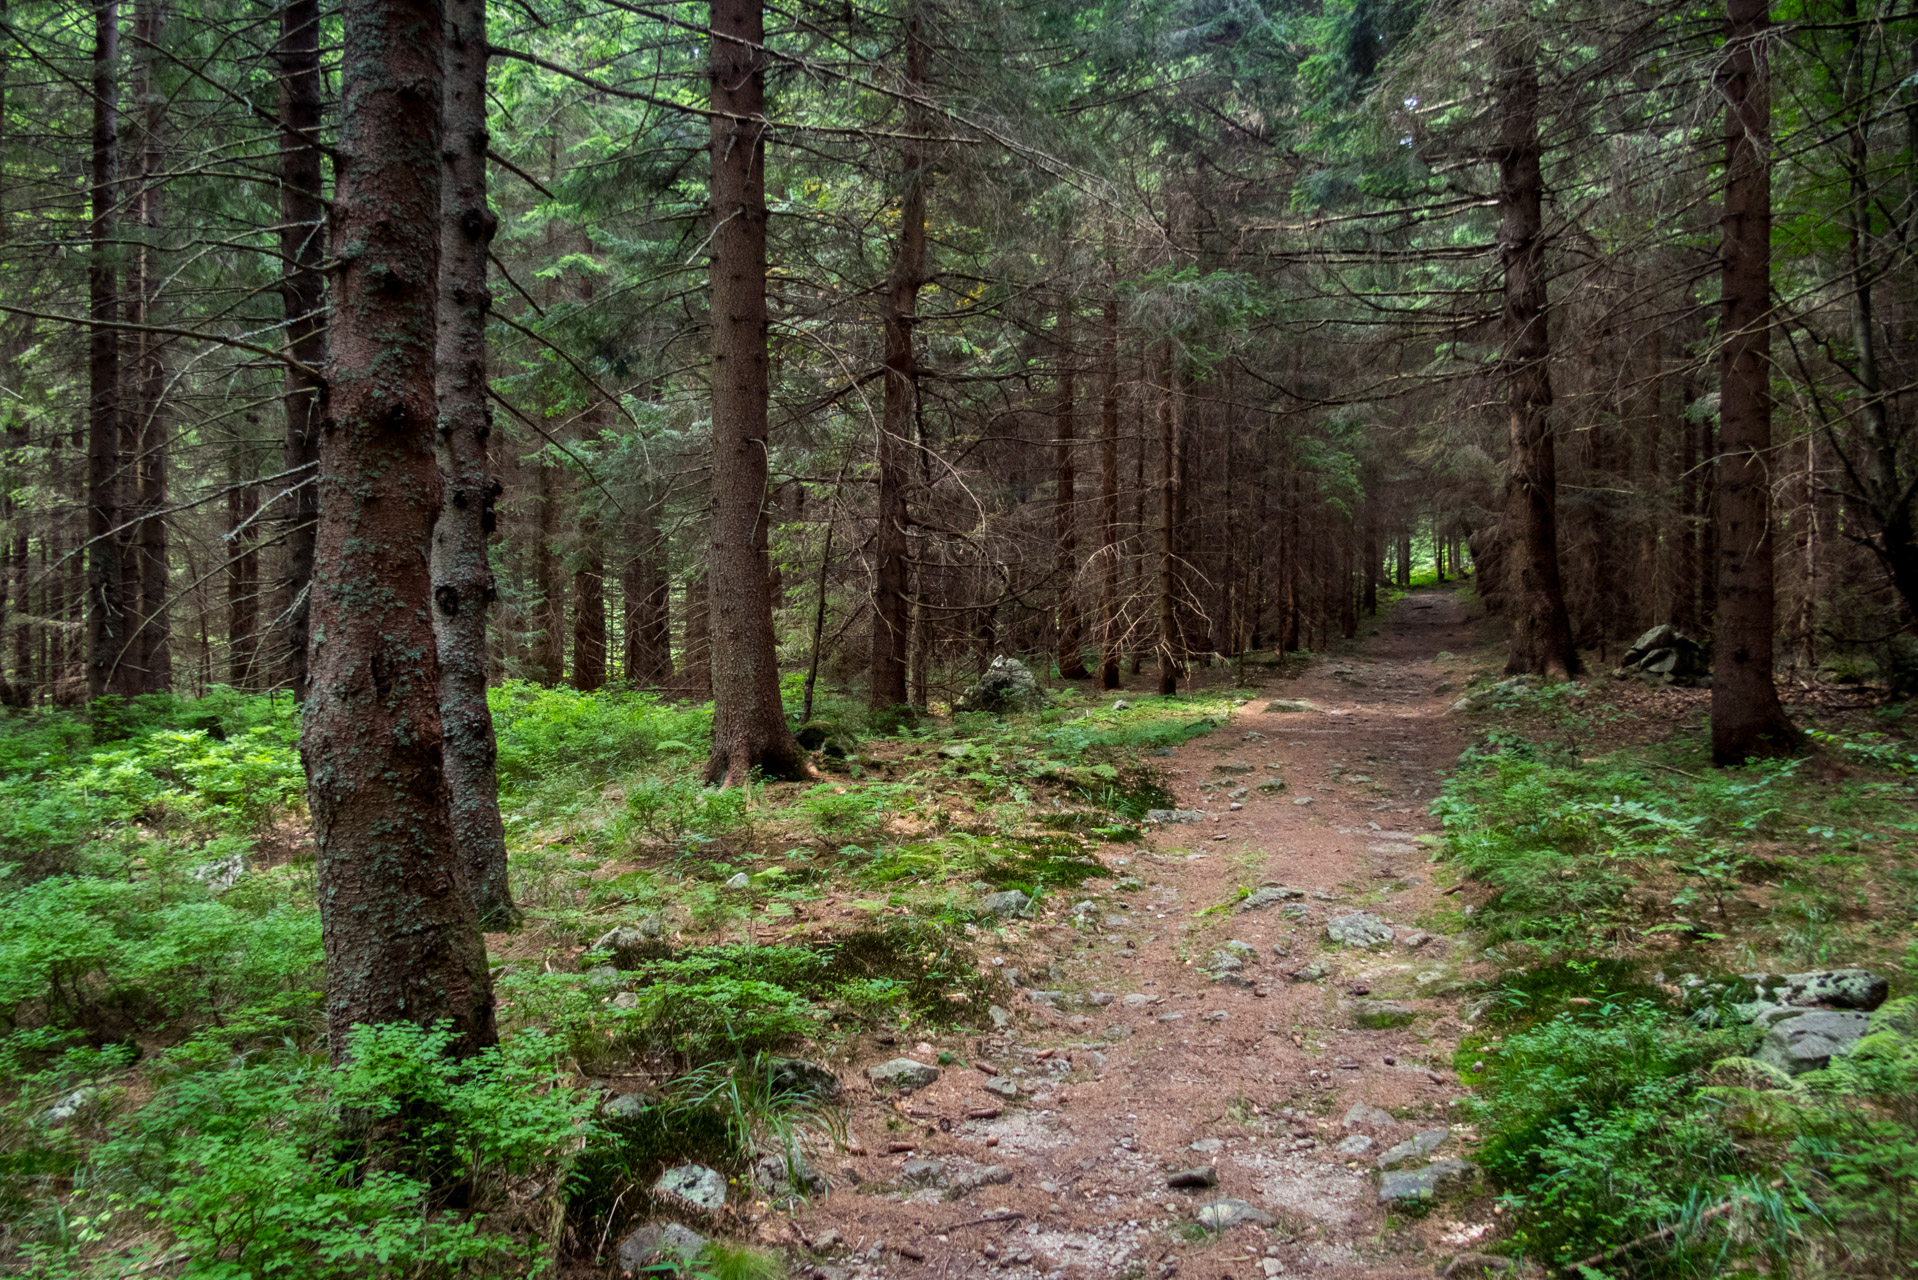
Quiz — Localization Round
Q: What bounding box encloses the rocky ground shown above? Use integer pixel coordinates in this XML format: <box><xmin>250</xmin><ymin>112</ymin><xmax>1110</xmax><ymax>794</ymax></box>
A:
<box><xmin>747</xmin><ymin>591</ymin><xmax>1504</xmax><ymax>1280</ymax></box>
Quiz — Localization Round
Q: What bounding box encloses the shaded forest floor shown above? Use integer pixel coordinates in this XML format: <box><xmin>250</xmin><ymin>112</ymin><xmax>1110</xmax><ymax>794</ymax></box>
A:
<box><xmin>4</xmin><ymin>586</ymin><xmax>1916</xmax><ymax>1279</ymax></box>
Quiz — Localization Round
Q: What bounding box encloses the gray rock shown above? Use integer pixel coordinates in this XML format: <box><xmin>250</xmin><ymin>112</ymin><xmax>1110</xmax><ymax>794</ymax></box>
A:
<box><xmin>602</xmin><ymin>1092</ymin><xmax>648</xmax><ymax>1119</ymax></box>
<box><xmin>769</xmin><ymin>1058</ymin><xmax>843</xmax><ymax>1100</ymax></box>
<box><xmin>1326</xmin><ymin>911</ymin><xmax>1394</xmax><ymax>948</ymax></box>
<box><xmin>189</xmin><ymin>850</ymin><xmax>247</xmax><ymax>893</ymax></box>
<box><xmin>1189</xmin><ymin>1138</ymin><xmax>1224</xmax><ymax>1153</ymax></box>
<box><xmin>1767</xmin><ymin>968</ymin><xmax>1890</xmax><ymax>1011</ymax></box>
<box><xmin>899</xmin><ymin>1159</ymin><xmax>948</xmax><ymax>1186</ymax></box>
<box><xmin>957</xmin><ymin>656</ymin><xmax>1047</xmax><ymax>714</ymax></box>
<box><xmin>1167</xmin><ymin>1165</ymin><xmax>1218</xmax><ymax>1188</ymax></box>
<box><xmin>1264</xmin><ymin>700</ymin><xmax>1317</xmax><ymax>713</ymax></box>
<box><xmin>1755</xmin><ymin>1009</ymin><xmax>1870</xmax><ymax>1074</ymax></box>
<box><xmin>1352</xmin><ymin>999</ymin><xmax>1416</xmax><ymax>1029</ymax></box>
<box><xmin>1145</xmin><ymin>808</ymin><xmax>1208</xmax><ymax>824</ymax></box>
<box><xmin>1343</xmin><ymin>1103</ymin><xmax>1395</xmax><ymax>1128</ymax></box>
<box><xmin>1209</xmin><ymin>950</ymin><xmax>1246</xmax><ymax>975</ymax></box>
<box><xmin>1214</xmin><ymin>762</ymin><xmax>1255</xmax><ymax>776</ymax></box>
<box><xmin>40</xmin><ymin>1088</ymin><xmax>93</xmax><ymax>1128</ymax></box>
<box><xmin>1122</xmin><ymin>993</ymin><xmax>1151</xmax><ymax>1007</ymax></box>
<box><xmin>1618</xmin><ymin>625</ymin><xmax>1709</xmax><ymax>686</ymax></box>
<box><xmin>1378</xmin><ymin>1159</ymin><xmax>1474</xmax><ymax>1204</ymax></box>
<box><xmin>1196</xmin><ymin>1198</ymin><xmax>1276</xmax><ymax>1228</ymax></box>
<box><xmin>1088</xmin><ymin>991</ymin><xmax>1116</xmax><ymax>1006</ymax></box>
<box><xmin>754</xmin><ymin>1151</ymin><xmax>827</xmax><ymax>1197</ymax></box>
<box><xmin>868</xmin><ymin>1058</ymin><xmax>940</xmax><ymax>1090</ymax></box>
<box><xmin>1335</xmin><ymin>1135</ymin><xmax>1375</xmax><ymax>1156</ymax></box>
<box><xmin>653</xmin><ymin>1164</ymin><xmax>727</xmax><ymax>1214</ymax></box>
<box><xmin>1112</xmin><ymin>700</ymin><xmax>1131</xmax><ymax>711</ymax></box>
<box><xmin>1257</xmin><ymin>778</ymin><xmax>1288</xmax><ymax>794</ymax></box>
<box><xmin>724</xmin><ymin>871</ymin><xmax>750</xmax><ymax>890</ymax></box>
<box><xmin>945</xmin><ymin>1165</ymin><xmax>1014</xmax><ymax>1198</ymax></box>
<box><xmin>1292</xmin><ymin>796</ymin><xmax>1316</xmax><ymax>806</ymax></box>
<box><xmin>1377</xmin><ymin>1129</ymin><xmax>1450</xmax><ymax>1169</ymax></box>
<box><xmin>988</xmin><ymin>1005</ymin><xmax>1012</xmax><ymax>1029</ymax></box>
<box><xmin>983</xmin><ymin>1076</ymin><xmax>1019</xmax><ymax>1100</ymax></box>
<box><xmin>983</xmin><ymin>888</ymin><xmax>1032</xmax><ymax>917</ymax></box>
<box><xmin>1237</xmin><ymin>885</ymin><xmax>1305</xmax><ymax>913</ymax></box>
<box><xmin>1288</xmin><ymin>963</ymin><xmax>1328</xmax><ymax>982</ymax></box>
<box><xmin>590</xmin><ymin>920</ymin><xmax>667</xmax><ymax>967</ymax></box>
<box><xmin>618</xmin><ymin>1223</ymin><xmax>709</xmax><ymax>1272</ymax></box>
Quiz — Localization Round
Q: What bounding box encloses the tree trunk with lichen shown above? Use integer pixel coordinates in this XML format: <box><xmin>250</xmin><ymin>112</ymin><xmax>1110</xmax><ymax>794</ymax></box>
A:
<box><xmin>303</xmin><ymin>0</ymin><xmax>496</xmax><ymax>1060</ymax></box>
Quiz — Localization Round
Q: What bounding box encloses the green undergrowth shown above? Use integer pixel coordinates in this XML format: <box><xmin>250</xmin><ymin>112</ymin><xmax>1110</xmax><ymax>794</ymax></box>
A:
<box><xmin>0</xmin><ymin>674</ymin><xmax>1242</xmax><ymax>1275</ymax></box>
<box><xmin>1439</xmin><ymin>705</ymin><xmax>1918</xmax><ymax>1275</ymax></box>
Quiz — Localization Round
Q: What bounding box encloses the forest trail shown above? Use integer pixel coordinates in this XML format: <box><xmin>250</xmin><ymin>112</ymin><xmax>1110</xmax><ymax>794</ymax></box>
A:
<box><xmin>798</xmin><ymin>588</ymin><xmax>1493</xmax><ymax>1280</ymax></box>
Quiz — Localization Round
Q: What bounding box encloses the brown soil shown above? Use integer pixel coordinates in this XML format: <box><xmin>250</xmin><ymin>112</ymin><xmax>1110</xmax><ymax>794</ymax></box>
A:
<box><xmin>780</xmin><ymin>589</ymin><xmax>1503</xmax><ymax>1280</ymax></box>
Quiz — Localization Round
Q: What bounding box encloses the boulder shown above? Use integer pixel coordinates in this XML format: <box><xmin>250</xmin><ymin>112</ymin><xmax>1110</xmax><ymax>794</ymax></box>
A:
<box><xmin>1326</xmin><ymin>912</ymin><xmax>1394</xmax><ymax>948</ymax></box>
<box><xmin>957</xmin><ymin>656</ymin><xmax>1047</xmax><ymax>714</ymax></box>
<box><xmin>724</xmin><ymin>871</ymin><xmax>750</xmax><ymax>890</ymax></box>
<box><xmin>618</xmin><ymin>1223</ymin><xmax>709</xmax><ymax>1272</ymax></box>
<box><xmin>1196</xmin><ymin>1198</ymin><xmax>1275</xmax><ymax>1228</ymax></box>
<box><xmin>1755</xmin><ymin>1009</ymin><xmax>1870</xmax><ymax>1074</ymax></box>
<box><xmin>1378</xmin><ymin>1159</ymin><xmax>1474</xmax><ymax>1205</ymax></box>
<box><xmin>795</xmin><ymin>720</ymin><xmax>857</xmax><ymax>758</ymax></box>
<box><xmin>1761</xmin><ymin>968</ymin><xmax>1889</xmax><ymax>1011</ymax></box>
<box><xmin>653</xmin><ymin>1164</ymin><xmax>727</xmax><ymax>1214</ymax></box>
<box><xmin>590</xmin><ymin>920</ymin><xmax>669</xmax><ymax>968</ymax></box>
<box><xmin>1352</xmin><ymin>999</ymin><xmax>1416</xmax><ymax>1029</ymax></box>
<box><xmin>867</xmin><ymin>1058</ymin><xmax>940</xmax><ymax>1090</ymax></box>
<box><xmin>769</xmin><ymin>1058</ymin><xmax>844</xmax><ymax>1101</ymax></box>
<box><xmin>1264</xmin><ymin>699</ymin><xmax>1317</xmax><ymax>713</ymax></box>
<box><xmin>1617</xmin><ymin>624</ymin><xmax>1710</xmax><ymax>687</ymax></box>
<box><xmin>983</xmin><ymin>1076</ymin><xmax>1019</xmax><ymax>1100</ymax></box>
<box><xmin>899</xmin><ymin>1158</ymin><xmax>948</xmax><ymax>1186</ymax></box>
<box><xmin>983</xmin><ymin>889</ymin><xmax>1032</xmax><ymax>918</ymax></box>
<box><xmin>602</xmin><ymin>1092</ymin><xmax>648</xmax><ymax>1120</ymax></box>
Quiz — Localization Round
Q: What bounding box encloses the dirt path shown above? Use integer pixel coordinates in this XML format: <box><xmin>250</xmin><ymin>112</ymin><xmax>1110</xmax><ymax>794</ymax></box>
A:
<box><xmin>793</xmin><ymin>589</ymin><xmax>1490</xmax><ymax>1280</ymax></box>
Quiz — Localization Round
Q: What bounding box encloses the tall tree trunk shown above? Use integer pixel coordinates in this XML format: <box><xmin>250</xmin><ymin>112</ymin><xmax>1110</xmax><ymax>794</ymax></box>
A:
<box><xmin>87</xmin><ymin>0</ymin><xmax>131</xmax><ymax>700</ymax></box>
<box><xmin>869</xmin><ymin>5</ymin><xmax>926</xmax><ymax>711</ymax></box>
<box><xmin>622</xmin><ymin>507</ymin><xmax>672</xmax><ymax>685</ymax></box>
<box><xmin>1712</xmin><ymin>0</ymin><xmax>1797</xmax><ymax>763</ymax></box>
<box><xmin>572</xmin><ymin>527</ymin><xmax>606</xmax><ymax>692</ymax></box>
<box><xmin>1055</xmin><ymin>298</ymin><xmax>1089</xmax><ymax>679</ymax></box>
<box><xmin>1097</xmin><ymin>289</ymin><xmax>1121</xmax><ymax>689</ymax></box>
<box><xmin>1156</xmin><ymin>347</ymin><xmax>1181</xmax><ymax>695</ymax></box>
<box><xmin>431</xmin><ymin>0</ymin><xmax>515</xmax><ymax>928</ymax></box>
<box><xmin>531</xmin><ymin>459</ymin><xmax>564</xmax><ymax>683</ymax></box>
<box><xmin>1671</xmin><ymin>372</ymin><xmax>1700</xmax><ymax>632</ymax></box>
<box><xmin>276</xmin><ymin>0</ymin><xmax>327</xmax><ymax>696</ymax></box>
<box><xmin>226</xmin><ymin>459</ymin><xmax>259</xmax><ymax>687</ymax></box>
<box><xmin>1361</xmin><ymin>493</ymin><xmax>1379</xmax><ymax>616</ymax></box>
<box><xmin>681</xmin><ymin>572</ymin><xmax>712</xmax><ymax>698</ymax></box>
<box><xmin>1495</xmin><ymin>40</ymin><xmax>1579</xmax><ymax>678</ymax></box>
<box><xmin>124</xmin><ymin>0</ymin><xmax>170</xmax><ymax>693</ymax></box>
<box><xmin>303</xmin><ymin>0</ymin><xmax>495</xmax><ymax>1060</ymax></box>
<box><xmin>705</xmin><ymin>0</ymin><xmax>805</xmax><ymax>784</ymax></box>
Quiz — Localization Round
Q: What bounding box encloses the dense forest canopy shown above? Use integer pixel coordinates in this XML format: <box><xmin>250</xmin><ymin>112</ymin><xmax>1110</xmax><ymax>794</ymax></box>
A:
<box><xmin>1</xmin><ymin>0</ymin><xmax>1916</xmax><ymax>1274</ymax></box>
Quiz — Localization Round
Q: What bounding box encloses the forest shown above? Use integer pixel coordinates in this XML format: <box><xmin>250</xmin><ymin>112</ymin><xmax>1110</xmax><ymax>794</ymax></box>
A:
<box><xmin>0</xmin><ymin>0</ymin><xmax>1915</xmax><ymax>1275</ymax></box>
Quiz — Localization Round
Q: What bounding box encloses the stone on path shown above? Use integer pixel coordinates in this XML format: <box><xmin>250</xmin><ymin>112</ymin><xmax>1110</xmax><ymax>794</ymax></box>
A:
<box><xmin>899</xmin><ymin>1159</ymin><xmax>947</xmax><ymax>1186</ymax></box>
<box><xmin>867</xmin><ymin>1058</ymin><xmax>940</xmax><ymax>1090</ymax></box>
<box><xmin>1326</xmin><ymin>911</ymin><xmax>1394</xmax><ymax>947</ymax></box>
<box><xmin>1335</xmin><ymin>1135</ymin><xmax>1375</xmax><ymax>1156</ymax></box>
<box><xmin>1377</xmin><ymin>1129</ymin><xmax>1450</xmax><ymax>1169</ymax></box>
<box><xmin>1265</xmin><ymin>699</ymin><xmax>1318</xmax><ymax>713</ymax></box>
<box><xmin>769</xmin><ymin>1058</ymin><xmax>843</xmax><ymax>1100</ymax></box>
<box><xmin>1352</xmin><ymin>999</ymin><xmax>1415</xmax><ymax>1029</ymax></box>
<box><xmin>1343</xmin><ymin>1102</ymin><xmax>1395</xmax><ymax>1128</ymax></box>
<box><xmin>1378</xmin><ymin>1159</ymin><xmax>1474</xmax><ymax>1204</ymax></box>
<box><xmin>1197</xmin><ymin>1198</ymin><xmax>1276</xmax><ymax>1228</ymax></box>
<box><xmin>1145</xmin><ymin>808</ymin><xmax>1208</xmax><ymax>824</ymax></box>
<box><xmin>1236</xmin><ymin>885</ymin><xmax>1305</xmax><ymax>913</ymax></box>
<box><xmin>982</xmin><ymin>1076</ymin><xmax>1019</xmax><ymax>1100</ymax></box>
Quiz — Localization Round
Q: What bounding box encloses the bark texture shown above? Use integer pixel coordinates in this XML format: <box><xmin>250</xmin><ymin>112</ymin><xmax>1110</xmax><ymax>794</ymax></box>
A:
<box><xmin>276</xmin><ymin>0</ymin><xmax>328</xmax><ymax>695</ymax></box>
<box><xmin>1055</xmin><ymin>299</ymin><xmax>1088</xmax><ymax>679</ymax></box>
<box><xmin>430</xmin><ymin>0</ymin><xmax>515</xmax><ymax>927</ymax></box>
<box><xmin>869</xmin><ymin>6</ymin><xmax>927</xmax><ymax>710</ymax></box>
<box><xmin>303</xmin><ymin>0</ymin><xmax>495</xmax><ymax>1059</ymax></box>
<box><xmin>1712</xmin><ymin>0</ymin><xmax>1798</xmax><ymax>763</ymax></box>
<box><xmin>87</xmin><ymin>0</ymin><xmax>131</xmax><ymax>700</ymax></box>
<box><xmin>1097</xmin><ymin>290</ymin><xmax>1121</xmax><ymax>689</ymax></box>
<box><xmin>1495</xmin><ymin>41</ymin><xmax>1578</xmax><ymax>680</ymax></box>
<box><xmin>129</xmin><ymin>0</ymin><xmax>170</xmax><ymax>692</ymax></box>
<box><xmin>704</xmin><ymin>0</ymin><xmax>805</xmax><ymax>784</ymax></box>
